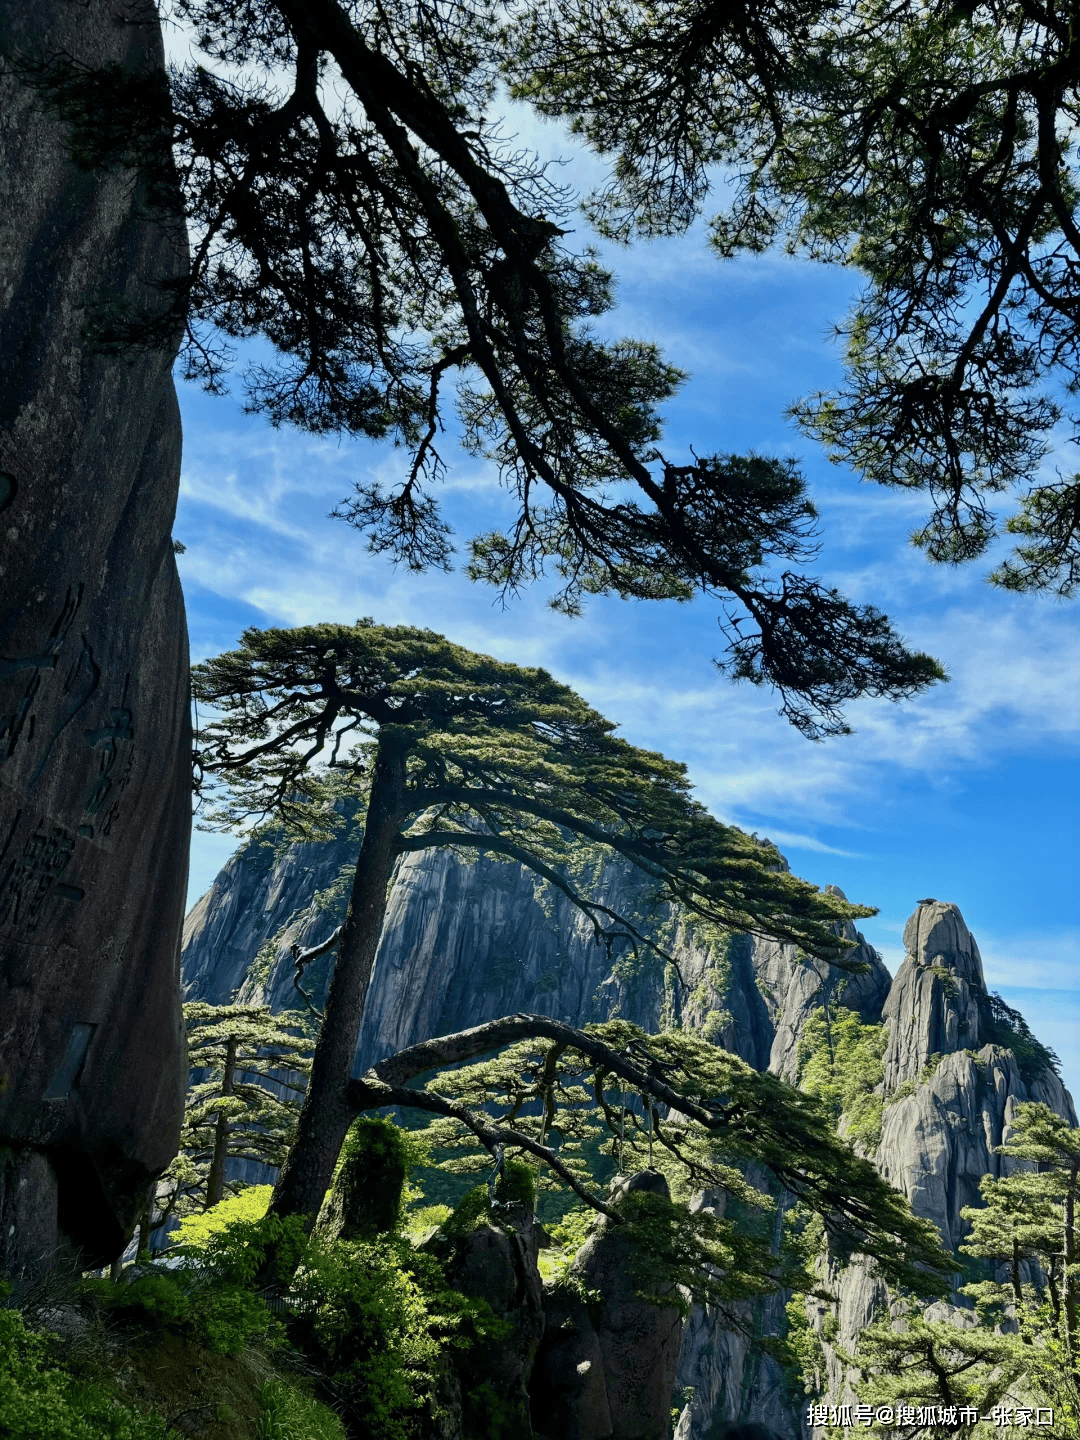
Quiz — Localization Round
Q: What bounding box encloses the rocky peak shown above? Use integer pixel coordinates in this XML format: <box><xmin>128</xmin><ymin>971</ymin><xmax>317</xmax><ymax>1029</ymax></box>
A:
<box><xmin>903</xmin><ymin>899</ymin><xmax>986</xmax><ymax>986</ymax></box>
<box><xmin>882</xmin><ymin>899</ymin><xmax>985</xmax><ymax>1090</ymax></box>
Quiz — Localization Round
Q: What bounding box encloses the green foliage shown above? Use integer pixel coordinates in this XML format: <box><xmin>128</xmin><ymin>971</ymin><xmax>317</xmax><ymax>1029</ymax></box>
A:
<box><xmin>89</xmin><ymin>1261</ymin><xmax>273</xmax><ymax>1358</ymax></box>
<box><xmin>0</xmin><ymin>1307</ymin><xmax>166</xmax><ymax>1440</ymax></box>
<box><xmin>255</xmin><ymin>1380</ymin><xmax>345</xmax><ymax>1440</ymax></box>
<box><xmin>173</xmin><ymin>1185</ymin><xmax>274</xmax><ymax>1248</ymax></box>
<box><xmin>112</xmin><ymin>1274</ymin><xmax>191</xmax><ymax>1327</ymax></box>
<box><xmin>322</xmin><ymin>1118</ymin><xmax>421</xmax><ymax>1240</ymax></box>
<box><xmin>161</xmin><ymin>1004</ymin><xmax>314</xmax><ymax>1223</ymax></box>
<box><xmin>537</xmin><ymin>1205</ymin><xmax>598</xmax><ymax>1284</ymax></box>
<box><xmin>185</xmin><ymin>1208</ymin><xmax>311</xmax><ymax>1291</ymax></box>
<box><xmin>980</xmin><ymin>992</ymin><xmax>1061</xmax><ymax>1084</ymax></box>
<box><xmin>412</xmin><ymin>1019</ymin><xmax>952</xmax><ymax>1300</ymax></box>
<box><xmin>842</xmin><ymin>1104</ymin><xmax>1080</xmax><ymax>1433</ymax></box>
<box><xmin>163</xmin><ymin>1174</ymin><xmax>510</xmax><ymax>1440</ymax></box>
<box><xmin>781</xmin><ymin>1296</ymin><xmax>826</xmax><ymax>1401</ymax></box>
<box><xmin>796</xmin><ymin>1005</ymin><xmax>887</xmax><ymax>1150</ymax></box>
<box><xmin>295</xmin><ymin>1234</ymin><xmax>506</xmax><ymax>1440</ymax></box>
<box><xmin>494</xmin><ymin>1158</ymin><xmax>536</xmax><ymax>1211</ymax></box>
<box><xmin>442</xmin><ymin>1185</ymin><xmax>494</xmax><ymax>1239</ymax></box>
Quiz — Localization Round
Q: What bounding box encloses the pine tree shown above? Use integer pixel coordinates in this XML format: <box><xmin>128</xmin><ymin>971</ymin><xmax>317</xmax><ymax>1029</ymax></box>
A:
<box><xmin>349</xmin><ymin>1014</ymin><xmax>954</xmax><ymax>1312</ymax></box>
<box><xmin>160</xmin><ymin>1003</ymin><xmax>315</xmax><ymax>1222</ymax></box>
<box><xmin>837</xmin><ymin>1103</ymin><xmax>1080</xmax><ymax>1437</ymax></box>
<box><xmin>20</xmin><ymin>0</ymin><xmax>944</xmax><ymax>737</ymax></box>
<box><xmin>193</xmin><ymin>618</ymin><xmax>883</xmax><ymax>1230</ymax></box>
<box><xmin>509</xmin><ymin>0</ymin><xmax>1080</xmax><ymax>598</ymax></box>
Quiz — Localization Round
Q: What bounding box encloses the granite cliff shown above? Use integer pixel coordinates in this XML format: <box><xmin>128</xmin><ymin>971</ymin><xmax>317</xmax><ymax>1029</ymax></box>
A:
<box><xmin>0</xmin><ymin>0</ymin><xmax>190</xmax><ymax>1276</ymax></box>
<box><xmin>182</xmin><ymin>837</ymin><xmax>1075</xmax><ymax>1439</ymax></box>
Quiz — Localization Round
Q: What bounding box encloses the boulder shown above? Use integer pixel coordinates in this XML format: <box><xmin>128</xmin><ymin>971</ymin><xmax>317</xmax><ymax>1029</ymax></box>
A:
<box><xmin>0</xmin><ymin>0</ymin><xmax>189</xmax><ymax>1272</ymax></box>
<box><xmin>531</xmin><ymin>1171</ymin><xmax>684</xmax><ymax>1440</ymax></box>
<box><xmin>429</xmin><ymin>1199</ymin><xmax>546</xmax><ymax>1438</ymax></box>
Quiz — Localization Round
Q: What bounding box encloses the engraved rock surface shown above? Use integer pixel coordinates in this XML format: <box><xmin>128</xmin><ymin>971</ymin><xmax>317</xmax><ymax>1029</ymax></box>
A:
<box><xmin>0</xmin><ymin>0</ymin><xmax>189</xmax><ymax>1271</ymax></box>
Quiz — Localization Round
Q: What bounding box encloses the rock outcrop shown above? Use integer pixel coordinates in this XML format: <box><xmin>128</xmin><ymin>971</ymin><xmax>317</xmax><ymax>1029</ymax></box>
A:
<box><xmin>531</xmin><ymin>1171</ymin><xmax>684</xmax><ymax>1440</ymax></box>
<box><xmin>182</xmin><ymin>836</ymin><xmax>842</xmax><ymax>1077</ymax></box>
<box><xmin>0</xmin><ymin>0</ymin><xmax>190</xmax><ymax>1273</ymax></box>
<box><xmin>437</xmin><ymin>1209</ymin><xmax>547</xmax><ymax>1437</ymax></box>
<box><xmin>806</xmin><ymin>900</ymin><xmax>1076</xmax><ymax>1437</ymax></box>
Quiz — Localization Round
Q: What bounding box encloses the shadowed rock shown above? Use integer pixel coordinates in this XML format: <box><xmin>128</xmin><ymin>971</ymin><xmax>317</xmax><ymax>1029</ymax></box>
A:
<box><xmin>532</xmin><ymin>1170</ymin><xmax>684</xmax><ymax>1440</ymax></box>
<box><xmin>0</xmin><ymin>0</ymin><xmax>189</xmax><ymax>1273</ymax></box>
<box><xmin>423</xmin><ymin>1196</ymin><xmax>546</xmax><ymax>1440</ymax></box>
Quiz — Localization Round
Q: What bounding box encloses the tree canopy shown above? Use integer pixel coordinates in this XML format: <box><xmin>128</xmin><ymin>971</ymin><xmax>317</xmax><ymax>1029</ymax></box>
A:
<box><xmin>348</xmin><ymin>1013</ymin><xmax>953</xmax><ymax>1302</ymax></box>
<box><xmin>22</xmin><ymin>0</ymin><xmax>950</xmax><ymax>737</ymax></box>
<box><xmin>194</xmin><ymin>619</ymin><xmax>870</xmax><ymax>962</ymax></box>
<box><xmin>510</xmin><ymin>0</ymin><xmax>1080</xmax><ymax>596</ymax></box>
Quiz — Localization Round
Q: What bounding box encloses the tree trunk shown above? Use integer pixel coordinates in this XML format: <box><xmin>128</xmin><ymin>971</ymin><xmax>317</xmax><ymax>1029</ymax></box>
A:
<box><xmin>137</xmin><ymin>1196</ymin><xmax>154</xmax><ymax>1261</ymax></box>
<box><xmin>205</xmin><ymin>1033</ymin><xmax>238</xmax><ymax>1209</ymax></box>
<box><xmin>268</xmin><ymin>732</ymin><xmax>409</xmax><ymax>1232</ymax></box>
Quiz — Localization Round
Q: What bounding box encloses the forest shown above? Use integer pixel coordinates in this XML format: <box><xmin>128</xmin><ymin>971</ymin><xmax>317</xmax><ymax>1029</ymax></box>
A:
<box><xmin>1</xmin><ymin>1</ymin><xmax>1080</xmax><ymax>1439</ymax></box>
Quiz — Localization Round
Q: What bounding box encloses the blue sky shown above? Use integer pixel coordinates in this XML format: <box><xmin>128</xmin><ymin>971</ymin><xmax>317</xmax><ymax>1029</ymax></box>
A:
<box><xmin>174</xmin><ymin>105</ymin><xmax>1080</xmax><ymax>1099</ymax></box>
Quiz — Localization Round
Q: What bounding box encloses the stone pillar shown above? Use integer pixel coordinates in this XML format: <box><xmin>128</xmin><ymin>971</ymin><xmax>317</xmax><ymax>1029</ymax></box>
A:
<box><xmin>0</xmin><ymin>0</ymin><xmax>190</xmax><ymax>1269</ymax></box>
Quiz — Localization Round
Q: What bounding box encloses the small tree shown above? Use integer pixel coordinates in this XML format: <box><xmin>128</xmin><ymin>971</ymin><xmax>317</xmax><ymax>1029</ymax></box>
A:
<box><xmin>194</xmin><ymin>619</ymin><xmax>880</xmax><ymax>1229</ymax></box>
<box><xmin>159</xmin><ymin>1003</ymin><xmax>314</xmax><ymax>1223</ymax></box>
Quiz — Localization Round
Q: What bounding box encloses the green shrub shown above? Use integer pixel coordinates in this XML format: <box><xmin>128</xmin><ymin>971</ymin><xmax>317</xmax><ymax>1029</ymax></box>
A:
<box><xmin>193</xmin><ymin>1281</ymin><xmax>274</xmax><ymax>1356</ymax></box>
<box><xmin>290</xmin><ymin>1229</ymin><xmax>510</xmax><ymax>1440</ymax></box>
<box><xmin>0</xmin><ymin>1306</ymin><xmax>166</xmax><ymax>1440</ymax></box>
<box><xmin>325</xmin><ymin>1119</ymin><xmax>413</xmax><ymax>1239</ymax></box>
<box><xmin>442</xmin><ymin>1185</ymin><xmax>492</xmax><ymax>1238</ymax></box>
<box><xmin>114</xmin><ymin>1274</ymin><xmax>191</xmax><ymax>1326</ymax></box>
<box><xmin>255</xmin><ymin>1379</ymin><xmax>345</xmax><ymax>1440</ymax></box>
<box><xmin>981</xmin><ymin>991</ymin><xmax>1061</xmax><ymax>1083</ymax></box>
<box><xmin>185</xmin><ymin>1206</ymin><xmax>310</xmax><ymax>1288</ymax></box>
<box><xmin>298</xmin><ymin>1236</ymin><xmax>447</xmax><ymax>1440</ymax></box>
<box><xmin>173</xmin><ymin>1185</ymin><xmax>274</xmax><ymax>1249</ymax></box>
<box><xmin>494</xmin><ymin>1158</ymin><xmax>535</xmax><ymax>1211</ymax></box>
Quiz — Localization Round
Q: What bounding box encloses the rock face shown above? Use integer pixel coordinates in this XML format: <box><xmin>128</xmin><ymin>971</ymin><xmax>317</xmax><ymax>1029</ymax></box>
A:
<box><xmin>182</xmin><ymin>836</ymin><xmax>820</xmax><ymax>1076</ymax></box>
<box><xmin>438</xmin><ymin>1209</ymin><xmax>547</xmax><ymax>1436</ymax></box>
<box><xmin>807</xmin><ymin>900</ymin><xmax>1077</xmax><ymax>1438</ymax></box>
<box><xmin>0</xmin><ymin>0</ymin><xmax>190</xmax><ymax>1273</ymax></box>
<box><xmin>182</xmin><ymin>840</ymin><xmax>1074</xmax><ymax>1440</ymax></box>
<box><xmin>531</xmin><ymin>1171</ymin><xmax>684</xmax><ymax>1440</ymax></box>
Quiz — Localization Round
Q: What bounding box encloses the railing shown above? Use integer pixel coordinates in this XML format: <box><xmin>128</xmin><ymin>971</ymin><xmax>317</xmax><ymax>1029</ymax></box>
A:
<box><xmin>256</xmin><ymin>1284</ymin><xmax>320</xmax><ymax>1317</ymax></box>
